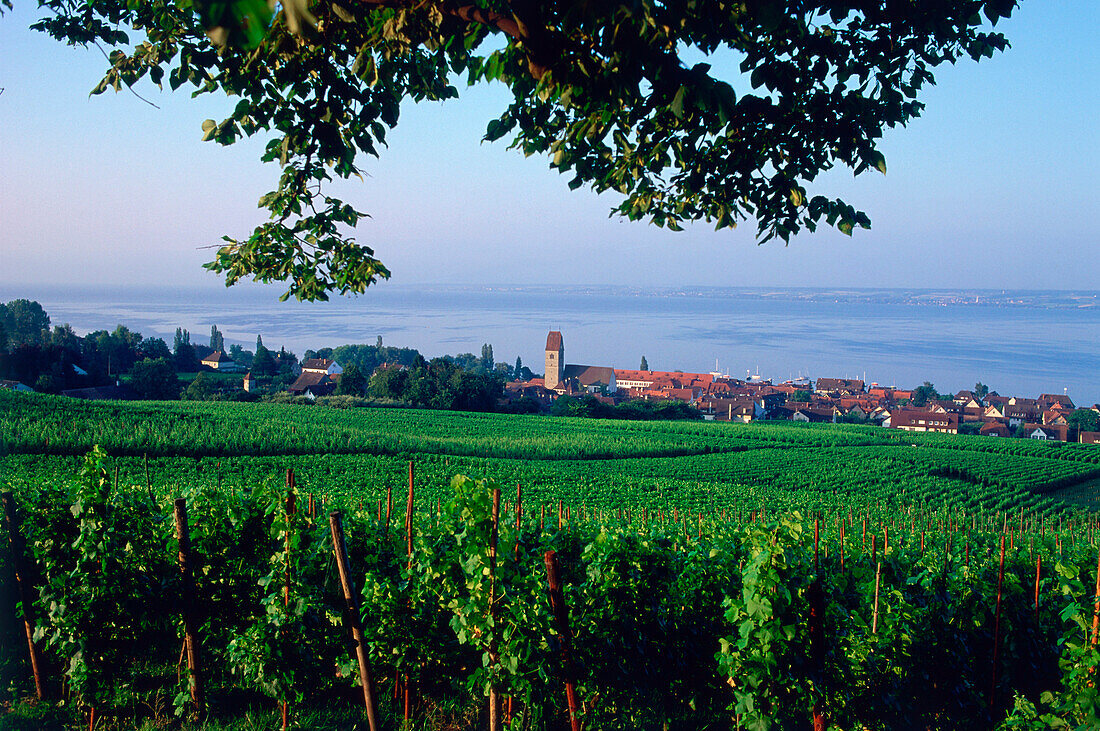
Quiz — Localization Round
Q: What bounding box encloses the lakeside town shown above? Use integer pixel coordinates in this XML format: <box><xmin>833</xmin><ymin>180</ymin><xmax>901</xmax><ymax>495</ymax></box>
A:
<box><xmin>2</xmin><ymin>296</ymin><xmax>1098</xmax><ymax>445</ymax></box>
<box><xmin>500</xmin><ymin>331</ymin><xmax>1100</xmax><ymax>444</ymax></box>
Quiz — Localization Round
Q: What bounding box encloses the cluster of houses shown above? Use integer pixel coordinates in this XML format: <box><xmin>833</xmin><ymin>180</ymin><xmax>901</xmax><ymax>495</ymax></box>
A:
<box><xmin>6</xmin><ymin>327</ymin><xmax>1096</xmax><ymax>445</ymax></box>
<box><xmin>502</xmin><ymin>331</ymin><xmax>1100</xmax><ymax>443</ymax></box>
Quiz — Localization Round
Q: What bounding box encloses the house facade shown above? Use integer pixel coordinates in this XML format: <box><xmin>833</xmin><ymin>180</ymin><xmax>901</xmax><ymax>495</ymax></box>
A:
<box><xmin>301</xmin><ymin>358</ymin><xmax>343</xmax><ymax>376</ymax></box>
<box><xmin>201</xmin><ymin>351</ymin><xmax>242</xmax><ymax>371</ymax></box>
<box><xmin>891</xmin><ymin>409</ymin><xmax>959</xmax><ymax>434</ymax></box>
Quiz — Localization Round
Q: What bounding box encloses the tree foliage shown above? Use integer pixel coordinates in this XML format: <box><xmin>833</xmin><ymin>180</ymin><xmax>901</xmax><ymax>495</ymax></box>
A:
<box><xmin>335</xmin><ymin>362</ymin><xmax>367</xmax><ymax>395</ymax></box>
<box><xmin>0</xmin><ymin>299</ymin><xmax>50</xmax><ymax>347</ymax></box>
<box><xmin>128</xmin><ymin>357</ymin><xmax>181</xmax><ymax>400</ymax></box>
<box><xmin>911</xmin><ymin>381</ymin><xmax>941</xmax><ymax>408</ymax></box>
<box><xmin>22</xmin><ymin>0</ymin><xmax>1017</xmax><ymax>300</ymax></box>
<box><xmin>209</xmin><ymin>324</ymin><xmax>225</xmax><ymax>353</ymax></box>
<box><xmin>368</xmin><ymin>357</ymin><xmax>501</xmax><ymax>410</ymax></box>
<box><xmin>551</xmin><ymin>393</ymin><xmax>702</xmax><ymax>421</ymax></box>
<box><xmin>1066</xmin><ymin>409</ymin><xmax>1099</xmax><ymax>434</ymax></box>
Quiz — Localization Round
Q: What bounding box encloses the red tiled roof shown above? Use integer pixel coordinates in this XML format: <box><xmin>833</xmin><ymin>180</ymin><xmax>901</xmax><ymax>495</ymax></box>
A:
<box><xmin>289</xmin><ymin>372</ymin><xmax>333</xmax><ymax>393</ymax></box>
<box><xmin>892</xmin><ymin>409</ymin><xmax>959</xmax><ymax>429</ymax></box>
<box><xmin>562</xmin><ymin>364</ymin><xmax>615</xmax><ymax>387</ymax></box>
<box><xmin>1023</xmin><ymin>423</ymin><xmax>1069</xmax><ymax>441</ymax></box>
<box><xmin>546</xmin><ymin>331</ymin><xmax>563</xmax><ymax>351</ymax></box>
<box><xmin>614</xmin><ymin>368</ymin><xmax>713</xmax><ymax>384</ymax></box>
<box><xmin>816</xmin><ymin>378</ymin><xmax>865</xmax><ymax>393</ymax></box>
<box><xmin>1039</xmin><ymin>394</ymin><xmax>1074</xmax><ymax>408</ymax></box>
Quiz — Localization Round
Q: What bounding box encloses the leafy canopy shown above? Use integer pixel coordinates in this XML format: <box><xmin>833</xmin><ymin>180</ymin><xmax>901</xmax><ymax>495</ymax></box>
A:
<box><xmin>21</xmin><ymin>0</ymin><xmax>1016</xmax><ymax>300</ymax></box>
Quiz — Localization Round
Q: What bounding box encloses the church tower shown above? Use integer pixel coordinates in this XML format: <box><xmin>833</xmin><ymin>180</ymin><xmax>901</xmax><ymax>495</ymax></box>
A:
<box><xmin>545</xmin><ymin>331</ymin><xmax>564</xmax><ymax>390</ymax></box>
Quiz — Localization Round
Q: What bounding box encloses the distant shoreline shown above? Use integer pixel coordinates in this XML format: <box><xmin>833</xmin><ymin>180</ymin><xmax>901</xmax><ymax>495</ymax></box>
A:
<box><xmin>5</xmin><ymin>282</ymin><xmax>1100</xmax><ymax>310</ymax></box>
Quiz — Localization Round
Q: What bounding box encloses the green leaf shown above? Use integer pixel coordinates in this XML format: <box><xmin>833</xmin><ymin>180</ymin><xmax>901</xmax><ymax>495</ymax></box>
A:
<box><xmin>670</xmin><ymin>86</ymin><xmax>687</xmax><ymax>119</ymax></box>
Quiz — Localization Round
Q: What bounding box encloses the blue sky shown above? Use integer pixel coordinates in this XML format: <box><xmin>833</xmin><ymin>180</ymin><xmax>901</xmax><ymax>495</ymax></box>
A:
<box><xmin>1</xmin><ymin>2</ymin><xmax>1097</xmax><ymax>293</ymax></box>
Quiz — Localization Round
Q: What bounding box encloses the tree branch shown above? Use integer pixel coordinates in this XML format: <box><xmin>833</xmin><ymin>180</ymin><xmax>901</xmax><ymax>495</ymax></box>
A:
<box><xmin>353</xmin><ymin>0</ymin><xmax>557</xmax><ymax>77</ymax></box>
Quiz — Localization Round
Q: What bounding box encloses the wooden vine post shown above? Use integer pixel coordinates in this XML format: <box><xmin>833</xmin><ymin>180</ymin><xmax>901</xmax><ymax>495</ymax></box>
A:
<box><xmin>871</xmin><ymin>561</ymin><xmax>882</xmax><ymax>635</ymax></box>
<box><xmin>488</xmin><ymin>488</ymin><xmax>502</xmax><ymax>731</ymax></box>
<box><xmin>514</xmin><ymin>483</ymin><xmax>523</xmax><ymax>560</ymax></box>
<box><xmin>1090</xmin><ymin>546</ymin><xmax>1100</xmax><ymax>648</ymax></box>
<box><xmin>1</xmin><ymin>491</ymin><xmax>47</xmax><ymax>700</ymax></box>
<box><xmin>282</xmin><ymin>470</ymin><xmax>295</xmax><ymax>731</ymax></box>
<box><xmin>990</xmin><ymin>534</ymin><xmax>1007</xmax><ymax>709</ymax></box>
<box><xmin>406</xmin><ymin>461</ymin><xmax>415</xmax><ymax>567</ymax></box>
<box><xmin>544</xmin><ymin>550</ymin><xmax>581</xmax><ymax>731</ymax></box>
<box><xmin>173</xmin><ymin>498</ymin><xmax>204</xmax><ymax>716</ymax></box>
<box><xmin>329</xmin><ymin>511</ymin><xmax>381</xmax><ymax>731</ymax></box>
<box><xmin>386</xmin><ymin>483</ymin><xmax>393</xmax><ymax>528</ymax></box>
<box><xmin>285</xmin><ymin>470</ymin><xmax>295</xmax><ymax>605</ymax></box>
<box><xmin>404</xmin><ymin>461</ymin><xmax>414</xmax><ymax>722</ymax></box>
<box><xmin>1034</xmin><ymin>553</ymin><xmax>1041</xmax><ymax>621</ymax></box>
<box><xmin>807</xmin><ymin>573</ymin><xmax>826</xmax><ymax>731</ymax></box>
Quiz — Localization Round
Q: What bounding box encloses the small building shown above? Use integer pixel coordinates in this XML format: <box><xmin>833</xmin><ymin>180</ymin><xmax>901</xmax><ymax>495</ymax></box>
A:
<box><xmin>561</xmin><ymin>364</ymin><xmax>617</xmax><ymax>394</ymax></box>
<box><xmin>979</xmin><ymin>421</ymin><xmax>1012</xmax><ymax>438</ymax></box>
<box><xmin>1024</xmin><ymin>423</ymin><xmax>1069</xmax><ymax>442</ymax></box>
<box><xmin>301</xmin><ymin>358</ymin><xmax>343</xmax><ymax>376</ymax></box>
<box><xmin>953</xmin><ymin>390</ymin><xmax>982</xmax><ymax>407</ymax></box>
<box><xmin>1080</xmin><ymin>431</ymin><xmax>1100</xmax><ymax>445</ymax></box>
<box><xmin>1042</xmin><ymin>409</ymin><xmax>1071</xmax><ymax>426</ymax></box>
<box><xmin>242</xmin><ymin>371</ymin><xmax>255</xmax><ymax>393</ymax></box>
<box><xmin>891</xmin><ymin>409</ymin><xmax>959</xmax><ymax>434</ymax></box>
<box><xmin>288</xmin><ymin>371</ymin><xmax>338</xmax><ymax>398</ymax></box>
<box><xmin>698</xmin><ymin>397</ymin><xmax>764</xmax><ymax>423</ymax></box>
<box><xmin>815</xmin><ymin>378</ymin><xmax>865</xmax><ymax>395</ymax></box>
<box><xmin>1004</xmin><ymin>405</ymin><xmax>1040</xmax><ymax>429</ymax></box>
<box><xmin>0</xmin><ymin>380</ymin><xmax>34</xmax><ymax>393</ymax></box>
<box><xmin>502</xmin><ymin>379</ymin><xmax>556</xmax><ymax>408</ymax></box>
<box><xmin>201</xmin><ymin>351</ymin><xmax>242</xmax><ymax>371</ymax></box>
<box><xmin>786</xmin><ymin>406</ymin><xmax>837</xmax><ymax>423</ymax></box>
<box><xmin>61</xmin><ymin>384</ymin><xmax>136</xmax><ymax>400</ymax></box>
<box><xmin>1038</xmin><ymin>393</ymin><xmax>1075</xmax><ymax>410</ymax></box>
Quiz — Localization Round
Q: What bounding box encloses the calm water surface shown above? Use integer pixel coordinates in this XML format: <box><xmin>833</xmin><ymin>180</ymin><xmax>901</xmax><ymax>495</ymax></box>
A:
<box><xmin>6</xmin><ymin>284</ymin><xmax>1099</xmax><ymax>405</ymax></box>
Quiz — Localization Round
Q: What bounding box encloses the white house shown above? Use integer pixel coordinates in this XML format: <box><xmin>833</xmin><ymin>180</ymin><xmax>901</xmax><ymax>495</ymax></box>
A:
<box><xmin>301</xmin><ymin>358</ymin><xmax>343</xmax><ymax>376</ymax></box>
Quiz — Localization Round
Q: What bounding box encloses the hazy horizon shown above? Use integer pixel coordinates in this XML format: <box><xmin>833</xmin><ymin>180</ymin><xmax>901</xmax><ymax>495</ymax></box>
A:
<box><xmin>5</xmin><ymin>282</ymin><xmax>1099</xmax><ymax>405</ymax></box>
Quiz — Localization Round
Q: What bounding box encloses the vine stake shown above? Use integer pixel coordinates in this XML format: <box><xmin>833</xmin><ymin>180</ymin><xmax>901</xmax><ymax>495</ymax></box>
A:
<box><xmin>1034</xmin><ymin>553</ymin><xmax>1041</xmax><ymax>621</ymax></box>
<box><xmin>514</xmin><ymin>483</ymin><xmax>523</xmax><ymax>560</ymax></box>
<box><xmin>1</xmin><ymin>491</ymin><xmax>47</xmax><ymax>700</ymax></box>
<box><xmin>489</xmin><ymin>489</ymin><xmax>502</xmax><ymax>731</ymax></box>
<box><xmin>329</xmin><ymin>511</ymin><xmax>381</xmax><ymax>731</ymax></box>
<box><xmin>386</xmin><ymin>483</ymin><xmax>393</xmax><ymax>528</ymax></box>
<box><xmin>173</xmin><ymin>499</ymin><xmax>204</xmax><ymax>716</ymax></box>
<box><xmin>404</xmin><ymin>461</ymin><xmax>414</xmax><ymax>721</ymax></box>
<box><xmin>872</xmin><ymin>561</ymin><xmax>882</xmax><ymax>634</ymax></box>
<box><xmin>990</xmin><ymin>534</ymin><xmax>1006</xmax><ymax>709</ymax></box>
<box><xmin>1090</xmin><ymin>546</ymin><xmax>1100</xmax><ymax>647</ymax></box>
<box><xmin>544</xmin><ymin>550</ymin><xmax>582</xmax><ymax>731</ymax></box>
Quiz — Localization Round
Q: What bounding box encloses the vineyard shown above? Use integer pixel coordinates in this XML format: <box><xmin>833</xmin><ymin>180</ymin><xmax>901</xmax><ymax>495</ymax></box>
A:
<box><xmin>2</xmin><ymin>391</ymin><xmax>1100</xmax><ymax>729</ymax></box>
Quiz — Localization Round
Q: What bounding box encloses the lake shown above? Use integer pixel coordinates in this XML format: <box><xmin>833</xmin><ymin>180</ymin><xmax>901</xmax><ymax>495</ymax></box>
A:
<box><xmin>5</xmin><ymin>283</ymin><xmax>1099</xmax><ymax>405</ymax></box>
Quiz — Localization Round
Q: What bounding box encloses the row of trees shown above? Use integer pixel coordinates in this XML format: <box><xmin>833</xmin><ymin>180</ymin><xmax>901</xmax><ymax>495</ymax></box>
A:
<box><xmin>0</xmin><ymin>299</ymin><xmax>178</xmax><ymax>393</ymax></box>
<box><xmin>304</xmin><ymin>340</ymin><xmax>536</xmax><ymax>384</ymax></box>
<box><xmin>0</xmin><ymin>300</ymin><xmax>302</xmax><ymax>398</ymax></box>
<box><xmin>365</xmin><ymin>357</ymin><xmax>502</xmax><ymax>412</ymax></box>
<box><xmin>550</xmin><ymin>394</ymin><xmax>702</xmax><ymax>421</ymax></box>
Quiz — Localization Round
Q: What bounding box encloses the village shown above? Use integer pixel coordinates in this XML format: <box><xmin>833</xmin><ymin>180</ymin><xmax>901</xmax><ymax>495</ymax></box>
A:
<box><xmin>3</xmin><ymin>314</ymin><xmax>1098</xmax><ymax>445</ymax></box>
<box><xmin>500</xmin><ymin>331</ymin><xmax>1100</xmax><ymax>444</ymax></box>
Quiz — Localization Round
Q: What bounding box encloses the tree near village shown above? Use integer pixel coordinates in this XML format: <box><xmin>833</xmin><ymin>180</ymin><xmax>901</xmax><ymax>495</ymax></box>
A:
<box><xmin>14</xmin><ymin>0</ymin><xmax>1017</xmax><ymax>300</ymax></box>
